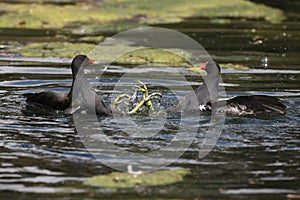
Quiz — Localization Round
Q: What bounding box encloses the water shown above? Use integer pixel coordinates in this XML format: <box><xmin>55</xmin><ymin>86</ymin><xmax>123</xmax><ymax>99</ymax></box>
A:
<box><xmin>0</xmin><ymin>2</ymin><xmax>300</xmax><ymax>199</ymax></box>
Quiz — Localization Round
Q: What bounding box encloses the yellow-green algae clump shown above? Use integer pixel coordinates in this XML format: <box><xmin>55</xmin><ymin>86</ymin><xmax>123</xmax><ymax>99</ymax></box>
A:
<box><xmin>91</xmin><ymin>46</ymin><xmax>192</xmax><ymax>65</ymax></box>
<box><xmin>220</xmin><ymin>63</ymin><xmax>249</xmax><ymax>70</ymax></box>
<box><xmin>11</xmin><ymin>42</ymin><xmax>95</xmax><ymax>58</ymax></box>
<box><xmin>84</xmin><ymin>168</ymin><xmax>189</xmax><ymax>188</ymax></box>
<box><xmin>187</xmin><ymin>62</ymin><xmax>249</xmax><ymax>73</ymax></box>
<box><xmin>9</xmin><ymin>41</ymin><xmax>250</xmax><ymax>69</ymax></box>
<box><xmin>0</xmin><ymin>0</ymin><xmax>285</xmax><ymax>29</ymax></box>
<box><xmin>10</xmin><ymin>41</ymin><xmax>192</xmax><ymax>65</ymax></box>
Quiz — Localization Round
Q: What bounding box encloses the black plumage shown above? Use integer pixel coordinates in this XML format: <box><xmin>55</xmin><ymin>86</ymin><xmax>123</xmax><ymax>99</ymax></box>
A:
<box><xmin>25</xmin><ymin>55</ymin><xmax>112</xmax><ymax>116</ymax></box>
<box><xmin>168</xmin><ymin>61</ymin><xmax>286</xmax><ymax>115</ymax></box>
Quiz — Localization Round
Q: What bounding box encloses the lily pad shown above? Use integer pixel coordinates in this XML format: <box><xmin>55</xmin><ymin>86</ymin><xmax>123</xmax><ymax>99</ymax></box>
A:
<box><xmin>84</xmin><ymin>168</ymin><xmax>189</xmax><ymax>188</ymax></box>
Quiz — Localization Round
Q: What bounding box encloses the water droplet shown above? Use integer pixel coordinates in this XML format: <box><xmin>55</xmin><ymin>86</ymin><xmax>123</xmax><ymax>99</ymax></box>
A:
<box><xmin>262</xmin><ymin>57</ymin><xmax>268</xmax><ymax>68</ymax></box>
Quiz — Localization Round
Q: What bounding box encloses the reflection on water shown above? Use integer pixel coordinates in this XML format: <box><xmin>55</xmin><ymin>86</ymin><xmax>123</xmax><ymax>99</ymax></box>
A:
<box><xmin>0</xmin><ymin>6</ymin><xmax>300</xmax><ymax>200</ymax></box>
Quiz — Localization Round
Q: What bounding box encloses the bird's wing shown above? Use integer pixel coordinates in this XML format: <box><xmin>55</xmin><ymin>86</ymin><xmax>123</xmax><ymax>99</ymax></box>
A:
<box><xmin>24</xmin><ymin>91</ymin><xmax>69</xmax><ymax>110</ymax></box>
<box><xmin>222</xmin><ymin>95</ymin><xmax>286</xmax><ymax>115</ymax></box>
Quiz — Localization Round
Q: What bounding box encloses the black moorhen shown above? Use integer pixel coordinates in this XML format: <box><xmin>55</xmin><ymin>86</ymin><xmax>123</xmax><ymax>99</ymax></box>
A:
<box><xmin>25</xmin><ymin>55</ymin><xmax>112</xmax><ymax>116</ymax></box>
<box><xmin>168</xmin><ymin>61</ymin><xmax>286</xmax><ymax>115</ymax></box>
<box><xmin>167</xmin><ymin>61</ymin><xmax>220</xmax><ymax>113</ymax></box>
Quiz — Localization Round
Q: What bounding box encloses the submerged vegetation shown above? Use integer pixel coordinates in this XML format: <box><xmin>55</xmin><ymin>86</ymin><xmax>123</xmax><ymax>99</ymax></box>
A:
<box><xmin>0</xmin><ymin>0</ymin><xmax>285</xmax><ymax>68</ymax></box>
<box><xmin>10</xmin><ymin>42</ymin><xmax>95</xmax><ymax>58</ymax></box>
<box><xmin>84</xmin><ymin>168</ymin><xmax>189</xmax><ymax>188</ymax></box>
<box><xmin>0</xmin><ymin>0</ymin><xmax>285</xmax><ymax>29</ymax></box>
<box><xmin>5</xmin><ymin>41</ymin><xmax>250</xmax><ymax>69</ymax></box>
<box><xmin>9</xmin><ymin>42</ymin><xmax>191</xmax><ymax>65</ymax></box>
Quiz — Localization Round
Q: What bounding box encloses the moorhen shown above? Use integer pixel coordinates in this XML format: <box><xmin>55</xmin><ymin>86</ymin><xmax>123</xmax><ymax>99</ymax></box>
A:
<box><xmin>25</xmin><ymin>55</ymin><xmax>112</xmax><ymax>116</ymax></box>
<box><xmin>168</xmin><ymin>61</ymin><xmax>286</xmax><ymax>115</ymax></box>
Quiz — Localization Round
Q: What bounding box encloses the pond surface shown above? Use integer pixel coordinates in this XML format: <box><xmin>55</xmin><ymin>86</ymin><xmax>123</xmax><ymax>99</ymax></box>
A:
<box><xmin>0</xmin><ymin>1</ymin><xmax>299</xmax><ymax>199</ymax></box>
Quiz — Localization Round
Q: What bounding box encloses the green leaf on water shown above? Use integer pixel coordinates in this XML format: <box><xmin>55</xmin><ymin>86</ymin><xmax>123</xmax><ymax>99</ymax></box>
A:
<box><xmin>220</xmin><ymin>63</ymin><xmax>249</xmax><ymax>70</ymax></box>
<box><xmin>84</xmin><ymin>168</ymin><xmax>189</xmax><ymax>188</ymax></box>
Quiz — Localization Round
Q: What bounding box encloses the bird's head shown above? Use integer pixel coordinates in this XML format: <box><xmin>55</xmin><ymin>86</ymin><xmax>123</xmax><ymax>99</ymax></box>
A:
<box><xmin>200</xmin><ymin>61</ymin><xmax>221</xmax><ymax>75</ymax></box>
<box><xmin>71</xmin><ymin>55</ymin><xmax>95</xmax><ymax>76</ymax></box>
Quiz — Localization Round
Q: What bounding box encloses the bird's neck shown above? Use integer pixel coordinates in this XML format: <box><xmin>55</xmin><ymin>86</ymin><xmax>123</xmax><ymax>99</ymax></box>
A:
<box><xmin>204</xmin><ymin>74</ymin><xmax>220</xmax><ymax>101</ymax></box>
<box><xmin>68</xmin><ymin>70</ymin><xmax>88</xmax><ymax>98</ymax></box>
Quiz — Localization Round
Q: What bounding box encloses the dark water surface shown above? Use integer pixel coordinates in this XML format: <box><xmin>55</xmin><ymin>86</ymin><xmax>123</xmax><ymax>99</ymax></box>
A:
<box><xmin>0</xmin><ymin>2</ymin><xmax>299</xmax><ymax>200</ymax></box>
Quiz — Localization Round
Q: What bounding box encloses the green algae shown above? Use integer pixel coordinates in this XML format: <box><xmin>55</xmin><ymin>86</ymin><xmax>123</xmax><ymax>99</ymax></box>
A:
<box><xmin>6</xmin><ymin>40</ymin><xmax>251</xmax><ymax>69</ymax></box>
<box><xmin>0</xmin><ymin>0</ymin><xmax>286</xmax><ymax>62</ymax></box>
<box><xmin>84</xmin><ymin>168</ymin><xmax>189</xmax><ymax>188</ymax></box>
<box><xmin>11</xmin><ymin>42</ymin><xmax>95</xmax><ymax>58</ymax></box>
<box><xmin>0</xmin><ymin>0</ymin><xmax>285</xmax><ymax>30</ymax></box>
<box><xmin>1</xmin><ymin>0</ymin><xmax>82</xmax><ymax>3</ymax></box>
<box><xmin>9</xmin><ymin>41</ymin><xmax>250</xmax><ymax>69</ymax></box>
<box><xmin>187</xmin><ymin>62</ymin><xmax>249</xmax><ymax>73</ymax></box>
<box><xmin>10</xmin><ymin>41</ymin><xmax>191</xmax><ymax>65</ymax></box>
<box><xmin>0</xmin><ymin>3</ymin><xmax>119</xmax><ymax>29</ymax></box>
<box><xmin>91</xmin><ymin>46</ymin><xmax>191</xmax><ymax>65</ymax></box>
<box><xmin>77</xmin><ymin>36</ymin><xmax>105</xmax><ymax>44</ymax></box>
<box><xmin>220</xmin><ymin>63</ymin><xmax>249</xmax><ymax>70</ymax></box>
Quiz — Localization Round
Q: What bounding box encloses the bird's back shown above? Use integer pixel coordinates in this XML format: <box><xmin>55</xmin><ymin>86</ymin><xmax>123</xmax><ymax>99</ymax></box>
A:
<box><xmin>25</xmin><ymin>91</ymin><xmax>70</xmax><ymax>110</ymax></box>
